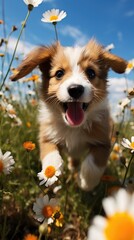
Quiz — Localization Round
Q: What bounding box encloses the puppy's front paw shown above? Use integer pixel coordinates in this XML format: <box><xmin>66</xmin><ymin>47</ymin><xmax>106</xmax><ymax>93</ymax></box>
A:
<box><xmin>77</xmin><ymin>154</ymin><xmax>105</xmax><ymax>191</ymax></box>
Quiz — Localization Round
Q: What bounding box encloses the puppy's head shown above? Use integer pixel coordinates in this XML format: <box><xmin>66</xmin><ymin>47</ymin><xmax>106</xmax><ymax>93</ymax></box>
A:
<box><xmin>10</xmin><ymin>39</ymin><xmax>127</xmax><ymax>127</ymax></box>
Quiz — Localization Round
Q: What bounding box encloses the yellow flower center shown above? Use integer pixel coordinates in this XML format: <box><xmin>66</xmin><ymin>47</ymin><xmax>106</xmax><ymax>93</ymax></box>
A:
<box><xmin>127</xmin><ymin>63</ymin><xmax>133</xmax><ymax>69</ymax></box>
<box><xmin>130</xmin><ymin>142</ymin><xmax>134</xmax><ymax>149</ymax></box>
<box><xmin>104</xmin><ymin>212</ymin><xmax>134</xmax><ymax>240</ymax></box>
<box><xmin>0</xmin><ymin>160</ymin><xmax>4</xmax><ymax>172</ymax></box>
<box><xmin>42</xmin><ymin>205</ymin><xmax>54</xmax><ymax>218</ymax></box>
<box><xmin>44</xmin><ymin>166</ymin><xmax>56</xmax><ymax>178</ymax></box>
<box><xmin>50</xmin><ymin>15</ymin><xmax>58</xmax><ymax>21</ymax></box>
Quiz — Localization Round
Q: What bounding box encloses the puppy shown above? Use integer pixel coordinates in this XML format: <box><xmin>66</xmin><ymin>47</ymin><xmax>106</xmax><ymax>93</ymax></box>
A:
<box><xmin>10</xmin><ymin>39</ymin><xmax>127</xmax><ymax>191</ymax></box>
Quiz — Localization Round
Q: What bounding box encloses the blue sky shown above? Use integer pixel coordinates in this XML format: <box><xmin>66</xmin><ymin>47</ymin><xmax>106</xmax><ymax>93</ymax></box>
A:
<box><xmin>2</xmin><ymin>0</ymin><xmax>134</xmax><ymax>59</ymax></box>
<box><xmin>0</xmin><ymin>0</ymin><xmax>134</xmax><ymax>117</ymax></box>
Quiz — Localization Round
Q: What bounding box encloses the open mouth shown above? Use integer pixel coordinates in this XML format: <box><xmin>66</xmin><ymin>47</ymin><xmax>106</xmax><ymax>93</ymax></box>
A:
<box><xmin>62</xmin><ymin>102</ymin><xmax>89</xmax><ymax>126</ymax></box>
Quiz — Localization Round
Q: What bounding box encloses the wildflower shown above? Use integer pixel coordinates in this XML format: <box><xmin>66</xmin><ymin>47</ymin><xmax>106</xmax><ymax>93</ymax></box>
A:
<box><xmin>6</xmin><ymin>103</ymin><xmax>16</xmax><ymax>119</ymax></box>
<box><xmin>52</xmin><ymin>210</ymin><xmax>64</xmax><ymax>227</ymax></box>
<box><xmin>128</xmin><ymin>88</ymin><xmax>134</xmax><ymax>99</ymax></box>
<box><xmin>41</xmin><ymin>9</ymin><xmax>67</xmax><ymax>24</ymax></box>
<box><xmin>23</xmin><ymin>0</ymin><xmax>43</xmax><ymax>8</ymax></box>
<box><xmin>0</xmin><ymin>53</ymin><xmax>4</xmax><ymax>57</ymax></box>
<box><xmin>27</xmin><ymin>90</ymin><xmax>36</xmax><ymax>96</ymax></box>
<box><xmin>88</xmin><ymin>188</ymin><xmax>134</xmax><ymax>240</ymax></box>
<box><xmin>110</xmin><ymin>152</ymin><xmax>120</xmax><ymax>161</ymax></box>
<box><xmin>12</xmin><ymin>25</ymin><xmax>18</xmax><ymax>32</ymax></box>
<box><xmin>24</xmin><ymin>74</ymin><xmax>39</xmax><ymax>82</ymax></box>
<box><xmin>37</xmin><ymin>157</ymin><xmax>63</xmax><ymax>187</ymax></box>
<box><xmin>0</xmin><ymin>149</ymin><xmax>15</xmax><ymax>174</ymax></box>
<box><xmin>33</xmin><ymin>195</ymin><xmax>59</xmax><ymax>224</ymax></box>
<box><xmin>23</xmin><ymin>233</ymin><xmax>38</xmax><ymax>240</ymax></box>
<box><xmin>121</xmin><ymin>136</ymin><xmax>134</xmax><ymax>153</ymax></box>
<box><xmin>125</xmin><ymin>59</ymin><xmax>134</xmax><ymax>74</ymax></box>
<box><xmin>101</xmin><ymin>175</ymin><xmax>117</xmax><ymax>182</ymax></box>
<box><xmin>23</xmin><ymin>141</ymin><xmax>36</xmax><ymax>151</ymax></box>
<box><xmin>26</xmin><ymin>121</ymin><xmax>31</xmax><ymax>128</ymax></box>
<box><xmin>105</xmin><ymin>43</ymin><xmax>115</xmax><ymax>51</ymax></box>
<box><xmin>113</xmin><ymin>143</ymin><xmax>121</xmax><ymax>153</ymax></box>
<box><xmin>119</xmin><ymin>97</ymin><xmax>130</xmax><ymax>110</ymax></box>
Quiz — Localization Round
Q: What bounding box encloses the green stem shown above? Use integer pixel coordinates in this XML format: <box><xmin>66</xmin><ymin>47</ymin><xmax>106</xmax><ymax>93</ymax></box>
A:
<box><xmin>53</xmin><ymin>23</ymin><xmax>58</xmax><ymax>42</ymax></box>
<box><xmin>122</xmin><ymin>153</ymin><xmax>134</xmax><ymax>187</ymax></box>
<box><xmin>0</xmin><ymin>9</ymin><xmax>31</xmax><ymax>91</ymax></box>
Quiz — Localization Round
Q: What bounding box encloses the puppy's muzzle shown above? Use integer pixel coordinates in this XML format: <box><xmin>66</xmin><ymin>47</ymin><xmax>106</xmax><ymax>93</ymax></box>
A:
<box><xmin>68</xmin><ymin>84</ymin><xmax>84</xmax><ymax>100</ymax></box>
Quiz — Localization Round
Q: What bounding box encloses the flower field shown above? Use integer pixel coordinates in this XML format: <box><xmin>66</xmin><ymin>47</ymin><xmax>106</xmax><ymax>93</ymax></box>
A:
<box><xmin>0</xmin><ymin>1</ymin><xmax>134</xmax><ymax>240</ymax></box>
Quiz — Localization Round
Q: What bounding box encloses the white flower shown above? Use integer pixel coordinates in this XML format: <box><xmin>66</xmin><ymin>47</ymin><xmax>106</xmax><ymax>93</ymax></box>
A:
<box><xmin>37</xmin><ymin>157</ymin><xmax>63</xmax><ymax>187</ymax></box>
<box><xmin>23</xmin><ymin>0</ymin><xmax>43</xmax><ymax>7</ymax></box>
<box><xmin>121</xmin><ymin>136</ymin><xmax>134</xmax><ymax>153</ymax></box>
<box><xmin>125</xmin><ymin>59</ymin><xmax>134</xmax><ymax>74</ymax></box>
<box><xmin>0</xmin><ymin>149</ymin><xmax>15</xmax><ymax>174</ymax></box>
<box><xmin>105</xmin><ymin>43</ymin><xmax>115</xmax><ymax>51</ymax></box>
<box><xmin>33</xmin><ymin>194</ymin><xmax>59</xmax><ymax>224</ymax></box>
<box><xmin>119</xmin><ymin>97</ymin><xmax>130</xmax><ymax>109</ymax></box>
<box><xmin>88</xmin><ymin>188</ymin><xmax>134</xmax><ymax>240</ymax></box>
<box><xmin>6</xmin><ymin>103</ymin><xmax>16</xmax><ymax>119</ymax></box>
<box><xmin>41</xmin><ymin>9</ymin><xmax>67</xmax><ymax>23</ymax></box>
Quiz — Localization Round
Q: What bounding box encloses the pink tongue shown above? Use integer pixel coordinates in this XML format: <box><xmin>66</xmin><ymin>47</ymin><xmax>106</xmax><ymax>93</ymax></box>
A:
<box><xmin>66</xmin><ymin>102</ymin><xmax>84</xmax><ymax>126</ymax></box>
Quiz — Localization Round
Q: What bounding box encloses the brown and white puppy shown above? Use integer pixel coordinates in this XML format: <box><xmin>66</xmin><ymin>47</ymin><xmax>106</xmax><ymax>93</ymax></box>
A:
<box><xmin>11</xmin><ymin>39</ymin><xmax>127</xmax><ymax>191</ymax></box>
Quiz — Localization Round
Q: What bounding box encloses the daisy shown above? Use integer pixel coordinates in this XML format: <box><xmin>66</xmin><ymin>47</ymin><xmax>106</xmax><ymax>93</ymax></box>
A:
<box><xmin>105</xmin><ymin>43</ymin><xmax>115</xmax><ymax>51</ymax></box>
<box><xmin>41</xmin><ymin>9</ymin><xmax>67</xmax><ymax>23</ymax></box>
<box><xmin>37</xmin><ymin>157</ymin><xmax>63</xmax><ymax>187</ymax></box>
<box><xmin>119</xmin><ymin>97</ymin><xmax>130</xmax><ymax>110</ymax></box>
<box><xmin>88</xmin><ymin>188</ymin><xmax>134</xmax><ymax>240</ymax></box>
<box><xmin>23</xmin><ymin>0</ymin><xmax>43</xmax><ymax>7</ymax></box>
<box><xmin>33</xmin><ymin>194</ymin><xmax>59</xmax><ymax>224</ymax></box>
<box><xmin>125</xmin><ymin>59</ymin><xmax>134</xmax><ymax>74</ymax></box>
<box><xmin>0</xmin><ymin>149</ymin><xmax>15</xmax><ymax>174</ymax></box>
<box><xmin>121</xmin><ymin>136</ymin><xmax>134</xmax><ymax>153</ymax></box>
<box><xmin>6</xmin><ymin>103</ymin><xmax>16</xmax><ymax>119</ymax></box>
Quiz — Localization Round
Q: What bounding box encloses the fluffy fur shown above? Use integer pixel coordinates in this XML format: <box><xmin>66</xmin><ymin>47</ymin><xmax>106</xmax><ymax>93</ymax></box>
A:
<box><xmin>10</xmin><ymin>39</ymin><xmax>127</xmax><ymax>191</ymax></box>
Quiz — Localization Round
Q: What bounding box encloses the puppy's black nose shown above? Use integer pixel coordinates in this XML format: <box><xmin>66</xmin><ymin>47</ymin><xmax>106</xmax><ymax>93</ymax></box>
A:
<box><xmin>68</xmin><ymin>84</ymin><xmax>84</xmax><ymax>99</ymax></box>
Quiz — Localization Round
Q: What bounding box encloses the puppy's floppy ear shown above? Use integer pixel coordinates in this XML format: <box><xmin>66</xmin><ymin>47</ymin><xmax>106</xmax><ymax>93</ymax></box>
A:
<box><xmin>103</xmin><ymin>50</ymin><xmax>127</xmax><ymax>74</ymax></box>
<box><xmin>10</xmin><ymin>43</ymin><xmax>59</xmax><ymax>81</ymax></box>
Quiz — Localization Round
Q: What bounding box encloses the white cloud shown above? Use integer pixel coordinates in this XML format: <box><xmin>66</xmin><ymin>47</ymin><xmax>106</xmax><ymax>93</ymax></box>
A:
<box><xmin>60</xmin><ymin>25</ymin><xmax>89</xmax><ymax>46</ymax></box>
<box><xmin>1</xmin><ymin>36</ymin><xmax>35</xmax><ymax>57</ymax></box>
<box><xmin>125</xmin><ymin>10</ymin><xmax>134</xmax><ymax>17</ymax></box>
<box><xmin>117</xmin><ymin>31</ymin><xmax>123</xmax><ymax>42</ymax></box>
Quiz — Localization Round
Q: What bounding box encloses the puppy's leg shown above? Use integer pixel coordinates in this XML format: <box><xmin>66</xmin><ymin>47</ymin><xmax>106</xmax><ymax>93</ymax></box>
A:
<box><xmin>78</xmin><ymin>144</ymin><xmax>110</xmax><ymax>191</ymax></box>
<box><xmin>40</xmin><ymin>141</ymin><xmax>63</xmax><ymax>169</ymax></box>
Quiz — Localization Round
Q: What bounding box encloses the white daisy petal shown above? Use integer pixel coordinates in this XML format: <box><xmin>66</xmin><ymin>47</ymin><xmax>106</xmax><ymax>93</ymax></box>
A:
<box><xmin>93</xmin><ymin>216</ymin><xmax>107</xmax><ymax>229</ymax></box>
<box><xmin>23</xmin><ymin>0</ymin><xmax>43</xmax><ymax>7</ymax></box>
<box><xmin>115</xmin><ymin>188</ymin><xmax>131</xmax><ymax>212</ymax></box>
<box><xmin>88</xmin><ymin>225</ymin><xmax>106</xmax><ymax>240</ymax></box>
<box><xmin>0</xmin><ymin>149</ymin><xmax>15</xmax><ymax>175</ymax></box>
<box><xmin>102</xmin><ymin>197</ymin><xmax>116</xmax><ymax>216</ymax></box>
<box><xmin>128</xmin><ymin>193</ymin><xmax>134</xmax><ymax>216</ymax></box>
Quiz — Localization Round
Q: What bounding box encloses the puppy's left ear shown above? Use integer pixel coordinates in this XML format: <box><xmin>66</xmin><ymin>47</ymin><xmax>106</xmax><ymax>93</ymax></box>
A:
<box><xmin>103</xmin><ymin>50</ymin><xmax>127</xmax><ymax>74</ymax></box>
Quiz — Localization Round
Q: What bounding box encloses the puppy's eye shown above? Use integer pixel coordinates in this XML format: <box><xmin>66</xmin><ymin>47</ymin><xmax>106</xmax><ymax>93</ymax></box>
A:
<box><xmin>86</xmin><ymin>68</ymin><xmax>96</xmax><ymax>80</ymax></box>
<box><xmin>55</xmin><ymin>69</ymin><xmax>64</xmax><ymax>80</ymax></box>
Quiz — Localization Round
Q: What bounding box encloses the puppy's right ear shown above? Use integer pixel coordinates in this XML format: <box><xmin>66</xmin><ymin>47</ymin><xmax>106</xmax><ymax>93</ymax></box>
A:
<box><xmin>10</xmin><ymin>44</ymin><xmax>58</xmax><ymax>81</ymax></box>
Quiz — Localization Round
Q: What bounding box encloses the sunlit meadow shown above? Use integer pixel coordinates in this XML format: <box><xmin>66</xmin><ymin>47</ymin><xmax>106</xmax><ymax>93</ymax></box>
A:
<box><xmin>0</xmin><ymin>1</ymin><xmax>134</xmax><ymax>240</ymax></box>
